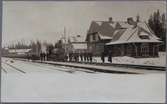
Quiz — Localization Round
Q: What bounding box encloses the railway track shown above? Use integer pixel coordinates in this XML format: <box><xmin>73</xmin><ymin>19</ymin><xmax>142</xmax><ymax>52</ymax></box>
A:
<box><xmin>2</xmin><ymin>58</ymin><xmax>96</xmax><ymax>74</ymax></box>
<box><xmin>1</xmin><ymin>67</ymin><xmax>7</xmax><ymax>73</ymax></box>
<box><xmin>25</xmin><ymin>61</ymin><xmax>77</xmax><ymax>73</ymax></box>
<box><xmin>2</xmin><ymin>62</ymin><xmax>26</xmax><ymax>74</ymax></box>
<box><xmin>22</xmin><ymin>60</ymin><xmax>96</xmax><ymax>74</ymax></box>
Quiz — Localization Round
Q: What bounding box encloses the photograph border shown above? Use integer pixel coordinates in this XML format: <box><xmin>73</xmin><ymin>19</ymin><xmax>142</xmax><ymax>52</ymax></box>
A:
<box><xmin>0</xmin><ymin>0</ymin><xmax>166</xmax><ymax>104</ymax></box>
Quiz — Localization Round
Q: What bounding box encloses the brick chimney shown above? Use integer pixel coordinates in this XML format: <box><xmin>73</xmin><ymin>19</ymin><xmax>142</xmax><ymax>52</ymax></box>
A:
<box><xmin>127</xmin><ymin>17</ymin><xmax>134</xmax><ymax>25</ymax></box>
<box><xmin>109</xmin><ymin>17</ymin><xmax>113</xmax><ymax>23</ymax></box>
<box><xmin>127</xmin><ymin>17</ymin><xmax>137</xmax><ymax>27</ymax></box>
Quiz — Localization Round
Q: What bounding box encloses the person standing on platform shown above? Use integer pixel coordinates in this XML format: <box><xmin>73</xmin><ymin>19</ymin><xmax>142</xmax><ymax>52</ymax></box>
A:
<box><xmin>108</xmin><ymin>51</ymin><xmax>112</xmax><ymax>63</ymax></box>
<box><xmin>80</xmin><ymin>52</ymin><xmax>83</xmax><ymax>62</ymax></box>
<box><xmin>69</xmin><ymin>53</ymin><xmax>72</xmax><ymax>62</ymax></box>
<box><xmin>101</xmin><ymin>52</ymin><xmax>105</xmax><ymax>63</ymax></box>
<box><xmin>86</xmin><ymin>52</ymin><xmax>89</xmax><ymax>62</ymax></box>
<box><xmin>40</xmin><ymin>52</ymin><xmax>43</xmax><ymax>62</ymax></box>
<box><xmin>43</xmin><ymin>53</ymin><xmax>46</xmax><ymax>61</ymax></box>
<box><xmin>84</xmin><ymin>52</ymin><xmax>87</xmax><ymax>62</ymax></box>
<box><xmin>89</xmin><ymin>52</ymin><xmax>93</xmax><ymax>63</ymax></box>
<box><xmin>65</xmin><ymin>54</ymin><xmax>68</xmax><ymax>62</ymax></box>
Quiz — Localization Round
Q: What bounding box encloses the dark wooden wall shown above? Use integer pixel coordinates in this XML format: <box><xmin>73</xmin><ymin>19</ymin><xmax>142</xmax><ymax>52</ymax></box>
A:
<box><xmin>106</xmin><ymin>43</ymin><xmax>159</xmax><ymax>58</ymax></box>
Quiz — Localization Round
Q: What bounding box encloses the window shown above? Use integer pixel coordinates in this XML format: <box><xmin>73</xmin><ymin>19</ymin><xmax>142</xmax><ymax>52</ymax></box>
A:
<box><xmin>139</xmin><ymin>31</ymin><xmax>150</xmax><ymax>39</ymax></box>
<box><xmin>141</xmin><ymin>43</ymin><xmax>149</xmax><ymax>57</ymax></box>
<box><xmin>93</xmin><ymin>34</ymin><xmax>96</xmax><ymax>41</ymax></box>
<box><xmin>126</xmin><ymin>44</ymin><xmax>133</xmax><ymax>56</ymax></box>
<box><xmin>89</xmin><ymin>32</ymin><xmax>98</xmax><ymax>42</ymax></box>
<box><xmin>89</xmin><ymin>35</ymin><xmax>93</xmax><ymax>42</ymax></box>
<box><xmin>139</xmin><ymin>35</ymin><xmax>149</xmax><ymax>39</ymax></box>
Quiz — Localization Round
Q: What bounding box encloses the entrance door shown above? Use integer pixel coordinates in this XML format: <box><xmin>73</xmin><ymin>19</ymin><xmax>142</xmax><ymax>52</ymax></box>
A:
<box><xmin>141</xmin><ymin>43</ymin><xmax>149</xmax><ymax>57</ymax></box>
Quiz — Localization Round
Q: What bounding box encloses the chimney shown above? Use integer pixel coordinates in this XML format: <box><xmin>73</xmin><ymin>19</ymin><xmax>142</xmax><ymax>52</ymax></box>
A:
<box><xmin>127</xmin><ymin>17</ymin><xmax>134</xmax><ymax>25</ymax></box>
<box><xmin>127</xmin><ymin>17</ymin><xmax>137</xmax><ymax>27</ymax></box>
<box><xmin>109</xmin><ymin>17</ymin><xmax>113</xmax><ymax>23</ymax></box>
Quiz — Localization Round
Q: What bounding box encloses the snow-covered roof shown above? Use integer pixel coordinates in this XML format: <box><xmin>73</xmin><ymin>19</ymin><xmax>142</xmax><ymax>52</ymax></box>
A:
<box><xmin>95</xmin><ymin>21</ymin><xmax>103</xmax><ymax>26</ymax></box>
<box><xmin>137</xmin><ymin>22</ymin><xmax>160</xmax><ymax>40</ymax></box>
<box><xmin>87</xmin><ymin>20</ymin><xmax>161</xmax><ymax>44</ymax></box>
<box><xmin>106</xmin><ymin>40</ymin><xmax>161</xmax><ymax>45</ymax></box>
<box><xmin>86</xmin><ymin>21</ymin><xmax>116</xmax><ymax>41</ymax></box>
<box><xmin>98</xmin><ymin>32</ymin><xmax>113</xmax><ymax>40</ymax></box>
<box><xmin>106</xmin><ymin>23</ymin><xmax>162</xmax><ymax>45</ymax></box>
<box><xmin>109</xmin><ymin>22</ymin><xmax>117</xmax><ymax>28</ymax></box>
<box><xmin>69</xmin><ymin>36</ymin><xmax>85</xmax><ymax>43</ymax></box>
<box><xmin>116</xmin><ymin>22</ymin><xmax>134</xmax><ymax>28</ymax></box>
<box><xmin>87</xmin><ymin>21</ymin><xmax>102</xmax><ymax>34</ymax></box>
<box><xmin>72</xmin><ymin>43</ymin><xmax>87</xmax><ymax>50</ymax></box>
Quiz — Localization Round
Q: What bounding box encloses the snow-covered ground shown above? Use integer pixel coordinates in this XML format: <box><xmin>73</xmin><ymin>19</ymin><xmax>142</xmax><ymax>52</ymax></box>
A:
<box><xmin>1</xmin><ymin>58</ymin><xmax>166</xmax><ymax>103</ymax></box>
<box><xmin>94</xmin><ymin>52</ymin><xmax>166</xmax><ymax>67</ymax></box>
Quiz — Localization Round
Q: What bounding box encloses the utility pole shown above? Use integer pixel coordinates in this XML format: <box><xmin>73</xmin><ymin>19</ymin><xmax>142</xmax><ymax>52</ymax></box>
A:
<box><xmin>64</xmin><ymin>27</ymin><xmax>67</xmax><ymax>54</ymax></box>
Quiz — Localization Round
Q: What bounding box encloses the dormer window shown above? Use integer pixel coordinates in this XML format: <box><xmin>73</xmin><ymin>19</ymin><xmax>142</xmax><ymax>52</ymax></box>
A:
<box><xmin>139</xmin><ymin>31</ymin><xmax>150</xmax><ymax>39</ymax></box>
<box><xmin>139</xmin><ymin>35</ymin><xmax>149</xmax><ymax>39</ymax></box>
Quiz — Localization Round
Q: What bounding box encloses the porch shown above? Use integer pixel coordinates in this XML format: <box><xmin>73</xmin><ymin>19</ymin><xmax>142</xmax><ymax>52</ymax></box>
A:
<box><xmin>105</xmin><ymin>43</ymin><xmax>160</xmax><ymax>58</ymax></box>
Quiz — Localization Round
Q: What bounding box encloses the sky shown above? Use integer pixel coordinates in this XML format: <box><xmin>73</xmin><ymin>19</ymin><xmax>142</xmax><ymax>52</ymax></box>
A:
<box><xmin>2</xmin><ymin>1</ymin><xmax>166</xmax><ymax>47</ymax></box>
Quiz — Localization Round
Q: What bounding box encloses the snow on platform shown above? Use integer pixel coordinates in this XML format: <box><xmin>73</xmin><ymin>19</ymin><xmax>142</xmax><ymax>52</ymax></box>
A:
<box><xmin>41</xmin><ymin>61</ymin><xmax>164</xmax><ymax>74</ymax></box>
<box><xmin>94</xmin><ymin>52</ymin><xmax>166</xmax><ymax>67</ymax></box>
<box><xmin>1</xmin><ymin>58</ymin><xmax>166</xmax><ymax>103</ymax></box>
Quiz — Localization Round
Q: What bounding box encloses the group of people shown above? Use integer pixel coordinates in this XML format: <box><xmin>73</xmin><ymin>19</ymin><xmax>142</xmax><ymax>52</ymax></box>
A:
<box><xmin>68</xmin><ymin>52</ymin><xmax>93</xmax><ymax>62</ymax></box>
<box><xmin>40</xmin><ymin>52</ymin><xmax>48</xmax><ymax>61</ymax></box>
<box><xmin>101</xmin><ymin>51</ymin><xmax>112</xmax><ymax>63</ymax></box>
<box><xmin>38</xmin><ymin>51</ymin><xmax>112</xmax><ymax>63</ymax></box>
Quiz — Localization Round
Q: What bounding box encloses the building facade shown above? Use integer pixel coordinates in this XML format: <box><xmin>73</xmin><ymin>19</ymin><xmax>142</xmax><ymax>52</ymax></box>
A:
<box><xmin>86</xmin><ymin>17</ymin><xmax>161</xmax><ymax>57</ymax></box>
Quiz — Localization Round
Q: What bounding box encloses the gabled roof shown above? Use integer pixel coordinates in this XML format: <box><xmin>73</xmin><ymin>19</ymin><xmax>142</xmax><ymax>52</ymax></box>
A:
<box><xmin>106</xmin><ymin>22</ymin><xmax>161</xmax><ymax>45</ymax></box>
<box><xmin>72</xmin><ymin>43</ymin><xmax>87</xmax><ymax>50</ymax></box>
<box><xmin>68</xmin><ymin>36</ymin><xmax>85</xmax><ymax>43</ymax></box>
<box><xmin>86</xmin><ymin>20</ymin><xmax>161</xmax><ymax>44</ymax></box>
<box><xmin>98</xmin><ymin>32</ymin><xmax>113</xmax><ymax>40</ymax></box>
<box><xmin>86</xmin><ymin>21</ymin><xmax>116</xmax><ymax>41</ymax></box>
<box><xmin>116</xmin><ymin>22</ymin><xmax>133</xmax><ymax>29</ymax></box>
<box><xmin>87</xmin><ymin>21</ymin><xmax>103</xmax><ymax>34</ymax></box>
<box><xmin>87</xmin><ymin>21</ymin><xmax>117</xmax><ymax>34</ymax></box>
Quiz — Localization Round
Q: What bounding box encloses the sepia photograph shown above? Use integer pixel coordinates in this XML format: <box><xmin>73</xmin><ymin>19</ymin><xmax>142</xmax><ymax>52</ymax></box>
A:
<box><xmin>1</xmin><ymin>0</ymin><xmax>166</xmax><ymax>103</ymax></box>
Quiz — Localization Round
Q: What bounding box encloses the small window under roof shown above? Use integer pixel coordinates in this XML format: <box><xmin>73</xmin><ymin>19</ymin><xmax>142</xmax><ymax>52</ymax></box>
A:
<box><xmin>139</xmin><ymin>35</ymin><xmax>149</xmax><ymax>39</ymax></box>
<box><xmin>139</xmin><ymin>31</ymin><xmax>150</xmax><ymax>39</ymax></box>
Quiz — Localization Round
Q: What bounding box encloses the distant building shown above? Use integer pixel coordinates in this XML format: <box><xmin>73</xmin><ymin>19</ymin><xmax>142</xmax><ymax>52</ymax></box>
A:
<box><xmin>8</xmin><ymin>49</ymin><xmax>32</xmax><ymax>55</ymax></box>
<box><xmin>86</xmin><ymin>17</ymin><xmax>161</xmax><ymax>57</ymax></box>
<box><xmin>70</xmin><ymin>42</ymin><xmax>87</xmax><ymax>53</ymax></box>
<box><xmin>67</xmin><ymin>36</ymin><xmax>87</xmax><ymax>53</ymax></box>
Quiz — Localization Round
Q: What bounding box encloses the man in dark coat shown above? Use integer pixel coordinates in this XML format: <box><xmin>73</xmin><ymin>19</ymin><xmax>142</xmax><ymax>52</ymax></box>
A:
<box><xmin>101</xmin><ymin>52</ymin><xmax>105</xmax><ymax>63</ymax></box>
<box><xmin>69</xmin><ymin>53</ymin><xmax>72</xmax><ymax>62</ymax></box>
<box><xmin>84</xmin><ymin>52</ymin><xmax>87</xmax><ymax>62</ymax></box>
<box><xmin>86</xmin><ymin>52</ymin><xmax>89</xmax><ymax>62</ymax></box>
<box><xmin>40</xmin><ymin>52</ymin><xmax>43</xmax><ymax>62</ymax></box>
<box><xmin>65</xmin><ymin>54</ymin><xmax>68</xmax><ymax>62</ymax></box>
<box><xmin>43</xmin><ymin>53</ymin><xmax>46</xmax><ymax>61</ymax></box>
<box><xmin>89</xmin><ymin>52</ymin><xmax>93</xmax><ymax>63</ymax></box>
<box><xmin>108</xmin><ymin>51</ymin><xmax>112</xmax><ymax>63</ymax></box>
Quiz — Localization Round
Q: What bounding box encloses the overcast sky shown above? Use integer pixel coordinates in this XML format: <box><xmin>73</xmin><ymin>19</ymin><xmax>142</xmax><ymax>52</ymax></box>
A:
<box><xmin>2</xmin><ymin>1</ymin><xmax>166</xmax><ymax>47</ymax></box>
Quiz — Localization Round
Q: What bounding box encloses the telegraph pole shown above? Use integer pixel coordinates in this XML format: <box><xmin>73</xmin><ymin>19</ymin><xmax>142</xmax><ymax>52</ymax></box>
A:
<box><xmin>64</xmin><ymin>27</ymin><xmax>67</xmax><ymax>54</ymax></box>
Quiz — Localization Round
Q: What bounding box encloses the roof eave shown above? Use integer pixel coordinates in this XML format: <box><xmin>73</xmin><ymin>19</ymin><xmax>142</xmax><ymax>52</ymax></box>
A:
<box><xmin>106</xmin><ymin>41</ymin><xmax>162</xmax><ymax>45</ymax></box>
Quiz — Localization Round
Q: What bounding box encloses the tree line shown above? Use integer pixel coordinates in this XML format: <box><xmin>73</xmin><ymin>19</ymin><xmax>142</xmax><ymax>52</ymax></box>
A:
<box><xmin>5</xmin><ymin>39</ymin><xmax>64</xmax><ymax>55</ymax></box>
<box><xmin>148</xmin><ymin>9</ymin><xmax>166</xmax><ymax>51</ymax></box>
